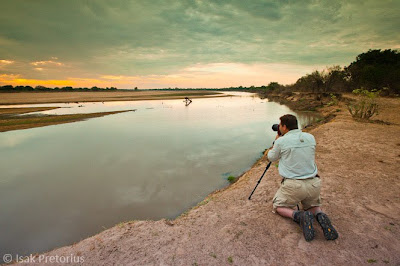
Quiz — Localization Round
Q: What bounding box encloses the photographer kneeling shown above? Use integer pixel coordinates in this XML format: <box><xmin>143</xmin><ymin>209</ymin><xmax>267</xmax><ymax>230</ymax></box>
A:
<box><xmin>267</xmin><ymin>114</ymin><xmax>338</xmax><ymax>242</ymax></box>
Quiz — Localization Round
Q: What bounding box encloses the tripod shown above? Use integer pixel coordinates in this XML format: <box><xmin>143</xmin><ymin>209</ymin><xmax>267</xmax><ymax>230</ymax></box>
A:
<box><xmin>248</xmin><ymin>161</ymin><xmax>272</xmax><ymax>200</ymax></box>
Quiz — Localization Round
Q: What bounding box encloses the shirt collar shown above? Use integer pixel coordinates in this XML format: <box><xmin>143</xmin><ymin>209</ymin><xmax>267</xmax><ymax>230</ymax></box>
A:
<box><xmin>284</xmin><ymin>129</ymin><xmax>301</xmax><ymax>136</ymax></box>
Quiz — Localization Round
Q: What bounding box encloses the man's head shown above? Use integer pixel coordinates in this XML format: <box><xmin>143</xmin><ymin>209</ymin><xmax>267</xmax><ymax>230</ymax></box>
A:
<box><xmin>279</xmin><ymin>114</ymin><xmax>298</xmax><ymax>135</ymax></box>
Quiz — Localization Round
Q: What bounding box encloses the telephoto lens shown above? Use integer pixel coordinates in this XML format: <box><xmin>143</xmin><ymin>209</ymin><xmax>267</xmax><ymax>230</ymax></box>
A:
<box><xmin>272</xmin><ymin>124</ymin><xmax>281</xmax><ymax>135</ymax></box>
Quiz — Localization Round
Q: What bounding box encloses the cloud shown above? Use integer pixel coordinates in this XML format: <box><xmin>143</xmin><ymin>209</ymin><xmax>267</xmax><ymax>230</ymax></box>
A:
<box><xmin>31</xmin><ymin>60</ymin><xmax>64</xmax><ymax>67</ymax></box>
<box><xmin>0</xmin><ymin>60</ymin><xmax>14</xmax><ymax>66</ymax></box>
<box><xmin>0</xmin><ymin>62</ymin><xmax>323</xmax><ymax>89</ymax></box>
<box><xmin>0</xmin><ymin>0</ymin><xmax>399</xmax><ymax>88</ymax></box>
<box><xmin>0</xmin><ymin>131</ymin><xmax>35</xmax><ymax>148</ymax></box>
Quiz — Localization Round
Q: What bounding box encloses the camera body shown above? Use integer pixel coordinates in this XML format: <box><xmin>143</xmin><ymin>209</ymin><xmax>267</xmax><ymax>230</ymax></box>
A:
<box><xmin>272</xmin><ymin>124</ymin><xmax>281</xmax><ymax>136</ymax></box>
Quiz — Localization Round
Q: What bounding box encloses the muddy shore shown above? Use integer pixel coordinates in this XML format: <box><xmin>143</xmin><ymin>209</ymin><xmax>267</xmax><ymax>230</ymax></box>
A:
<box><xmin>12</xmin><ymin>93</ymin><xmax>400</xmax><ymax>265</ymax></box>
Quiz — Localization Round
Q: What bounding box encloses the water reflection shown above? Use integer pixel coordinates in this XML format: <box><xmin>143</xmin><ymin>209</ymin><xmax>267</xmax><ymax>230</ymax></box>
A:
<box><xmin>0</xmin><ymin>92</ymin><xmax>320</xmax><ymax>259</ymax></box>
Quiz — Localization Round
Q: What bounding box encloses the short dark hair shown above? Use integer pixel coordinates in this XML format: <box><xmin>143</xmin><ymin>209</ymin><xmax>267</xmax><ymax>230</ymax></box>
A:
<box><xmin>280</xmin><ymin>114</ymin><xmax>298</xmax><ymax>130</ymax></box>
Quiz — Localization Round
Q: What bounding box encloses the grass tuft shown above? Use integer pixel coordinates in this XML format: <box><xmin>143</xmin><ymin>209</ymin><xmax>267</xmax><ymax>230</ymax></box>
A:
<box><xmin>227</xmin><ymin>175</ymin><xmax>236</xmax><ymax>183</ymax></box>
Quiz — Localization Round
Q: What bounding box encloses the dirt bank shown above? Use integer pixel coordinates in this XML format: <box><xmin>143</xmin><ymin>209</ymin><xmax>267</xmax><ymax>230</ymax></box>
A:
<box><xmin>16</xmin><ymin>96</ymin><xmax>400</xmax><ymax>265</ymax></box>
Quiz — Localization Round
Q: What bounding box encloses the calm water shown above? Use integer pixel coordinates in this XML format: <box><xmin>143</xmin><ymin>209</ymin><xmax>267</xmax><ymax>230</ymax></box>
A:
<box><xmin>0</xmin><ymin>92</ymin><xmax>319</xmax><ymax>259</ymax></box>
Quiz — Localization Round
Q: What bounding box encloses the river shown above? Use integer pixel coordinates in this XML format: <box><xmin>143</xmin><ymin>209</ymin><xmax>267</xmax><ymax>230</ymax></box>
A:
<box><xmin>0</xmin><ymin>92</ymin><xmax>319</xmax><ymax>258</ymax></box>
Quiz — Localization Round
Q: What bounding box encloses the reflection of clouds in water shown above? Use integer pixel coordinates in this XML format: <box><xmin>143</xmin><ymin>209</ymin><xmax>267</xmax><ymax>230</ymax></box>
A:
<box><xmin>0</xmin><ymin>168</ymin><xmax>22</xmax><ymax>183</ymax></box>
<box><xmin>231</xmin><ymin>126</ymin><xmax>256</xmax><ymax>137</ymax></box>
<box><xmin>184</xmin><ymin>146</ymin><xmax>237</xmax><ymax>169</ymax></box>
<box><xmin>115</xmin><ymin>186</ymin><xmax>148</xmax><ymax>206</ymax></box>
<box><xmin>159</xmin><ymin>168</ymin><xmax>179</xmax><ymax>176</ymax></box>
<box><xmin>98</xmin><ymin>154</ymin><xmax>133</xmax><ymax>166</ymax></box>
<box><xmin>0</xmin><ymin>132</ymin><xmax>35</xmax><ymax>148</ymax></box>
<box><xmin>186</xmin><ymin>147</ymin><xmax>219</xmax><ymax>162</ymax></box>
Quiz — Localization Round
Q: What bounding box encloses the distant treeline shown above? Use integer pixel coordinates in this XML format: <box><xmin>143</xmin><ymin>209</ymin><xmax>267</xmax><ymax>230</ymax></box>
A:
<box><xmin>0</xmin><ymin>85</ymin><xmax>118</xmax><ymax>92</ymax></box>
<box><xmin>149</xmin><ymin>88</ymin><xmax>220</xmax><ymax>91</ymax></box>
<box><xmin>225</xmin><ymin>49</ymin><xmax>400</xmax><ymax>96</ymax></box>
<box><xmin>1</xmin><ymin>49</ymin><xmax>398</xmax><ymax>95</ymax></box>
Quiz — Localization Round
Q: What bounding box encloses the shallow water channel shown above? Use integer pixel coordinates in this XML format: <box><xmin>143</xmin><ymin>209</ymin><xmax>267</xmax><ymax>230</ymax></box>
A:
<box><xmin>0</xmin><ymin>92</ymin><xmax>319</xmax><ymax>258</ymax></box>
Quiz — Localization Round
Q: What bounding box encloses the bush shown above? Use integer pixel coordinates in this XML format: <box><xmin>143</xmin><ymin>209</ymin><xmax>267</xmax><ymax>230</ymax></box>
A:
<box><xmin>347</xmin><ymin>89</ymin><xmax>380</xmax><ymax>119</ymax></box>
<box><xmin>227</xmin><ymin>176</ymin><xmax>236</xmax><ymax>183</ymax></box>
<box><xmin>327</xmin><ymin>93</ymin><xmax>339</xmax><ymax>106</ymax></box>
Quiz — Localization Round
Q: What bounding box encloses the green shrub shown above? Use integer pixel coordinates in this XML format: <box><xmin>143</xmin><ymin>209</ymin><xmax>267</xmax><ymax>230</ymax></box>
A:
<box><xmin>327</xmin><ymin>93</ymin><xmax>339</xmax><ymax>106</ymax></box>
<box><xmin>347</xmin><ymin>89</ymin><xmax>379</xmax><ymax>119</ymax></box>
<box><xmin>227</xmin><ymin>176</ymin><xmax>236</xmax><ymax>183</ymax></box>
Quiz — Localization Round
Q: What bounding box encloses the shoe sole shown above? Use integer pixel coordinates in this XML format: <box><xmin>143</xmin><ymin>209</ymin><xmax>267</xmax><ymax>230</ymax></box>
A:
<box><xmin>301</xmin><ymin>211</ymin><xmax>315</xmax><ymax>242</ymax></box>
<box><xmin>317</xmin><ymin>213</ymin><xmax>339</xmax><ymax>240</ymax></box>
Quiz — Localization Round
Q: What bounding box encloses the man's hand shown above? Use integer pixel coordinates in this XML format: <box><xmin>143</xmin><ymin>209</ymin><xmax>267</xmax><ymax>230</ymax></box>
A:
<box><xmin>270</xmin><ymin>133</ymin><xmax>281</xmax><ymax>148</ymax></box>
<box><xmin>264</xmin><ymin>134</ymin><xmax>280</xmax><ymax>161</ymax></box>
<box><xmin>262</xmin><ymin>148</ymin><xmax>270</xmax><ymax>161</ymax></box>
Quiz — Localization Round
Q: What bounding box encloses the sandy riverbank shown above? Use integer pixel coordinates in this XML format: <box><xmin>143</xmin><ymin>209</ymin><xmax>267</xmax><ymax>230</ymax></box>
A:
<box><xmin>0</xmin><ymin>90</ymin><xmax>223</xmax><ymax>105</ymax></box>
<box><xmin>0</xmin><ymin>109</ymin><xmax>136</xmax><ymax>132</ymax></box>
<box><xmin>0</xmin><ymin>90</ymin><xmax>224</xmax><ymax>132</ymax></box>
<box><xmin>14</xmin><ymin>95</ymin><xmax>400</xmax><ymax>265</ymax></box>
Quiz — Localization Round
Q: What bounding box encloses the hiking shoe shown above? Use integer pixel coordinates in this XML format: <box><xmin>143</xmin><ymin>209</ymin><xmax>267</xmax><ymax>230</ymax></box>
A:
<box><xmin>300</xmin><ymin>211</ymin><xmax>315</xmax><ymax>242</ymax></box>
<box><xmin>316</xmin><ymin>213</ymin><xmax>339</xmax><ymax>240</ymax></box>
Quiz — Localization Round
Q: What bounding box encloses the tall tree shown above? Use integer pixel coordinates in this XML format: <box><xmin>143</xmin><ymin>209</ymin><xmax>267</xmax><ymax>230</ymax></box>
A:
<box><xmin>324</xmin><ymin>65</ymin><xmax>348</xmax><ymax>92</ymax></box>
<box><xmin>345</xmin><ymin>49</ymin><xmax>400</xmax><ymax>94</ymax></box>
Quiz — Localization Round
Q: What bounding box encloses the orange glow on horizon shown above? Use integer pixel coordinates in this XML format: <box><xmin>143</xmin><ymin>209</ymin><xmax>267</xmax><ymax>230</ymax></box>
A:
<box><xmin>0</xmin><ymin>63</ymin><xmax>322</xmax><ymax>89</ymax></box>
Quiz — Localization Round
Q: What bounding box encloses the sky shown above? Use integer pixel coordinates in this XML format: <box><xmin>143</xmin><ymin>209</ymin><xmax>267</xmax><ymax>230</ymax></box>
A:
<box><xmin>0</xmin><ymin>0</ymin><xmax>399</xmax><ymax>89</ymax></box>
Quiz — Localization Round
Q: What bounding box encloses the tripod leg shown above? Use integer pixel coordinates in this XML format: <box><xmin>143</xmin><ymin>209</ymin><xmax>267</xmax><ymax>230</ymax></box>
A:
<box><xmin>248</xmin><ymin>162</ymin><xmax>272</xmax><ymax>200</ymax></box>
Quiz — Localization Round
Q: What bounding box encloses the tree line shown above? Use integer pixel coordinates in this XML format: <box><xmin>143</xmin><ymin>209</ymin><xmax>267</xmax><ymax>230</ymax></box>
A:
<box><xmin>225</xmin><ymin>49</ymin><xmax>400</xmax><ymax>96</ymax></box>
<box><xmin>0</xmin><ymin>85</ymin><xmax>118</xmax><ymax>92</ymax></box>
<box><xmin>1</xmin><ymin>49</ymin><xmax>398</xmax><ymax>95</ymax></box>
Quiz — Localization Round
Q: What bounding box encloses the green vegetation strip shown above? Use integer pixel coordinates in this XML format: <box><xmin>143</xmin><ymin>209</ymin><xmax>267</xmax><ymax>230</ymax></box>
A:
<box><xmin>0</xmin><ymin>107</ymin><xmax>60</xmax><ymax>115</ymax></box>
<box><xmin>0</xmin><ymin>110</ymin><xmax>135</xmax><ymax>132</ymax></box>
